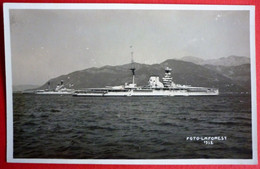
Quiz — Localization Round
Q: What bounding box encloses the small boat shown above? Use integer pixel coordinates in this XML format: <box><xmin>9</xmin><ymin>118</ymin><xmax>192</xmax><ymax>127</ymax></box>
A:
<box><xmin>35</xmin><ymin>80</ymin><xmax>75</xmax><ymax>95</ymax></box>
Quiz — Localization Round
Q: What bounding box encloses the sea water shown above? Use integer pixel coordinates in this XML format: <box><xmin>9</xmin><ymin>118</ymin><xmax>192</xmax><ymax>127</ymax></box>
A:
<box><xmin>13</xmin><ymin>94</ymin><xmax>252</xmax><ymax>159</ymax></box>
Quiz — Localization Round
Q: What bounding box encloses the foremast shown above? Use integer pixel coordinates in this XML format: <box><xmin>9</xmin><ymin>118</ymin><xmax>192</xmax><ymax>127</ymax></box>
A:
<box><xmin>125</xmin><ymin>46</ymin><xmax>137</xmax><ymax>89</ymax></box>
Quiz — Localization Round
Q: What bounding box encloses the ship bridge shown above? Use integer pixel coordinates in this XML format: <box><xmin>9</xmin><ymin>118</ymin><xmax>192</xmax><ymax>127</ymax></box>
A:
<box><xmin>162</xmin><ymin>67</ymin><xmax>175</xmax><ymax>88</ymax></box>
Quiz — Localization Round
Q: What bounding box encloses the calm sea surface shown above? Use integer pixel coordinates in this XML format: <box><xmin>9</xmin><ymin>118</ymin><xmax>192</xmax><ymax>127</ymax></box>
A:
<box><xmin>13</xmin><ymin>94</ymin><xmax>252</xmax><ymax>159</ymax></box>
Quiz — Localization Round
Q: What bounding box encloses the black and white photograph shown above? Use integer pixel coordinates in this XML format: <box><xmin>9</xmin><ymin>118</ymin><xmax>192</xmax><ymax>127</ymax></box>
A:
<box><xmin>4</xmin><ymin>3</ymin><xmax>257</xmax><ymax>164</ymax></box>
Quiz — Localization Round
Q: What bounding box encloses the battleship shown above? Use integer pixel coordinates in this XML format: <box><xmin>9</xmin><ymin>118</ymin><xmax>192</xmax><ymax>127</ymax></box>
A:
<box><xmin>73</xmin><ymin>52</ymin><xmax>219</xmax><ymax>97</ymax></box>
<box><xmin>35</xmin><ymin>80</ymin><xmax>75</xmax><ymax>95</ymax></box>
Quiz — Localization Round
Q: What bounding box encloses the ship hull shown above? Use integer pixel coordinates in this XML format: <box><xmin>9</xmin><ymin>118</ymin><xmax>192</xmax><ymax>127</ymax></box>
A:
<box><xmin>36</xmin><ymin>91</ymin><xmax>73</xmax><ymax>95</ymax></box>
<box><xmin>73</xmin><ymin>89</ymin><xmax>219</xmax><ymax>97</ymax></box>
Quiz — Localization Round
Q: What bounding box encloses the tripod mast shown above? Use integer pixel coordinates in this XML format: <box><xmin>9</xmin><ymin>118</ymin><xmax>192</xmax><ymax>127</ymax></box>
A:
<box><xmin>130</xmin><ymin>46</ymin><xmax>135</xmax><ymax>84</ymax></box>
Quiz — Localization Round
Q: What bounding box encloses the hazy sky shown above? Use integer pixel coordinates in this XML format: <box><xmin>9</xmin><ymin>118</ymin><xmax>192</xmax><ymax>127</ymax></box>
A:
<box><xmin>10</xmin><ymin>9</ymin><xmax>250</xmax><ymax>85</ymax></box>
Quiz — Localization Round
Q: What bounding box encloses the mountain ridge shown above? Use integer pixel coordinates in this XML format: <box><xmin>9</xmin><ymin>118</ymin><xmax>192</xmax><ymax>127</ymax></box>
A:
<box><xmin>180</xmin><ymin>55</ymin><xmax>250</xmax><ymax>66</ymax></box>
<box><xmin>36</xmin><ymin>57</ymin><xmax>250</xmax><ymax>92</ymax></box>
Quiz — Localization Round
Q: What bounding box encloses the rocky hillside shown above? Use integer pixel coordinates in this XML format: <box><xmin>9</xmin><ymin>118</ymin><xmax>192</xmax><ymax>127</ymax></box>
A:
<box><xmin>205</xmin><ymin>64</ymin><xmax>251</xmax><ymax>90</ymax></box>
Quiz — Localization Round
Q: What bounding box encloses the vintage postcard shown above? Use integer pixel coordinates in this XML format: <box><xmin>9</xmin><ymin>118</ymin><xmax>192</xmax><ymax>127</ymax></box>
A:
<box><xmin>4</xmin><ymin>3</ymin><xmax>257</xmax><ymax>164</ymax></box>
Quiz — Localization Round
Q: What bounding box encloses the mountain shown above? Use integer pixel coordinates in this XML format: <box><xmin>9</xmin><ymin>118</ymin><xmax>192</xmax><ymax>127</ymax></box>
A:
<box><xmin>204</xmin><ymin>55</ymin><xmax>250</xmax><ymax>66</ymax></box>
<box><xmin>205</xmin><ymin>64</ymin><xmax>251</xmax><ymax>90</ymax></box>
<box><xmin>181</xmin><ymin>56</ymin><xmax>204</xmax><ymax>65</ymax></box>
<box><xmin>180</xmin><ymin>55</ymin><xmax>250</xmax><ymax>66</ymax></box>
<box><xmin>179</xmin><ymin>56</ymin><xmax>251</xmax><ymax>91</ymax></box>
<box><xmin>38</xmin><ymin>59</ymin><xmax>250</xmax><ymax>93</ymax></box>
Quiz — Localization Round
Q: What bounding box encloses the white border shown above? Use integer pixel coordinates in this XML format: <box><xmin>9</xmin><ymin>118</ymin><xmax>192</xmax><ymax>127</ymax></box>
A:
<box><xmin>4</xmin><ymin>3</ymin><xmax>257</xmax><ymax>165</ymax></box>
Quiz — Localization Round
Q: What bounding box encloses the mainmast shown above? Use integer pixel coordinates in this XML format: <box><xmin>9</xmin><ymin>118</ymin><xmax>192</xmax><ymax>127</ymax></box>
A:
<box><xmin>130</xmin><ymin>46</ymin><xmax>135</xmax><ymax>85</ymax></box>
